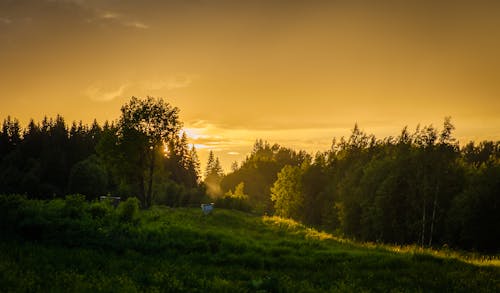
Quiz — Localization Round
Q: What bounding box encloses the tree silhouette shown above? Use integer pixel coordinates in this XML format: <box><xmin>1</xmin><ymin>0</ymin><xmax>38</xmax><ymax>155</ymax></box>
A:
<box><xmin>204</xmin><ymin>150</ymin><xmax>224</xmax><ymax>196</ymax></box>
<box><xmin>117</xmin><ymin>96</ymin><xmax>181</xmax><ymax>208</ymax></box>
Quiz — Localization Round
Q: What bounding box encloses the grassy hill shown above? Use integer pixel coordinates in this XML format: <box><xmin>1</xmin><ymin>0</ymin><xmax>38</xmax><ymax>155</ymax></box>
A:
<box><xmin>0</xmin><ymin>198</ymin><xmax>499</xmax><ymax>292</ymax></box>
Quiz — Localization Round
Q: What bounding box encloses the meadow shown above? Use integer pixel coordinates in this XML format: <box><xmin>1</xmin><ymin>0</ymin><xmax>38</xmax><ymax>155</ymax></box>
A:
<box><xmin>0</xmin><ymin>195</ymin><xmax>499</xmax><ymax>292</ymax></box>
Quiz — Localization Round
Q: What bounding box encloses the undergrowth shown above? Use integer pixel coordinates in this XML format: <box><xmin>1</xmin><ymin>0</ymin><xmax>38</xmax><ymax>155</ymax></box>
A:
<box><xmin>0</xmin><ymin>195</ymin><xmax>498</xmax><ymax>292</ymax></box>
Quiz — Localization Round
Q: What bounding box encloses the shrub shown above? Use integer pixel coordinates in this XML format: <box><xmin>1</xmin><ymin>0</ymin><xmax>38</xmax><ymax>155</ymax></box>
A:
<box><xmin>117</xmin><ymin>197</ymin><xmax>140</xmax><ymax>223</ymax></box>
<box><xmin>0</xmin><ymin>194</ymin><xmax>27</xmax><ymax>231</ymax></box>
<box><xmin>89</xmin><ymin>200</ymin><xmax>113</xmax><ymax>219</ymax></box>
<box><xmin>216</xmin><ymin>182</ymin><xmax>251</xmax><ymax>212</ymax></box>
<box><xmin>215</xmin><ymin>196</ymin><xmax>251</xmax><ymax>212</ymax></box>
<box><xmin>67</xmin><ymin>156</ymin><xmax>108</xmax><ymax>201</ymax></box>
<box><xmin>64</xmin><ymin>194</ymin><xmax>86</xmax><ymax>219</ymax></box>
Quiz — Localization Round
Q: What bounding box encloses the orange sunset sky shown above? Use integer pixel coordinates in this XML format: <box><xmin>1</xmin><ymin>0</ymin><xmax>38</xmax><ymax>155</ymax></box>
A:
<box><xmin>1</xmin><ymin>0</ymin><xmax>500</xmax><ymax>171</ymax></box>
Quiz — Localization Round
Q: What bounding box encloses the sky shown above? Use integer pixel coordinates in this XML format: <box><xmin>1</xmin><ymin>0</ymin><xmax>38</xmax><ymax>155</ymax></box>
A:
<box><xmin>1</xmin><ymin>0</ymin><xmax>500</xmax><ymax>171</ymax></box>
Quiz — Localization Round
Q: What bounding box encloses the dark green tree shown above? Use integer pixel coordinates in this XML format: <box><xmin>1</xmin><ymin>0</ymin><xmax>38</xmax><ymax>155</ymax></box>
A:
<box><xmin>204</xmin><ymin>150</ymin><xmax>224</xmax><ymax>196</ymax></box>
<box><xmin>116</xmin><ymin>96</ymin><xmax>182</xmax><ymax>208</ymax></box>
<box><xmin>271</xmin><ymin>164</ymin><xmax>306</xmax><ymax>220</ymax></box>
<box><xmin>68</xmin><ymin>155</ymin><xmax>108</xmax><ymax>200</ymax></box>
<box><xmin>221</xmin><ymin>140</ymin><xmax>311</xmax><ymax>213</ymax></box>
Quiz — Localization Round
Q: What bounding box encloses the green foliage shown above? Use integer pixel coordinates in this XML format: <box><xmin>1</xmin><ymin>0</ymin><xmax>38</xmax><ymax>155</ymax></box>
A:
<box><xmin>165</xmin><ymin>132</ymin><xmax>201</xmax><ymax>189</ymax></box>
<box><xmin>221</xmin><ymin>140</ymin><xmax>311</xmax><ymax>213</ymax></box>
<box><xmin>226</xmin><ymin>182</ymin><xmax>248</xmax><ymax>200</ymax></box>
<box><xmin>204</xmin><ymin>150</ymin><xmax>224</xmax><ymax>197</ymax></box>
<box><xmin>1</xmin><ymin>110</ymin><xmax>499</xmax><ymax>254</ymax></box>
<box><xmin>117</xmin><ymin>197</ymin><xmax>140</xmax><ymax>223</ymax></box>
<box><xmin>0</xmin><ymin>197</ymin><xmax>498</xmax><ymax>292</ymax></box>
<box><xmin>0</xmin><ymin>194</ymin><xmax>27</xmax><ymax>232</ymax></box>
<box><xmin>68</xmin><ymin>155</ymin><xmax>108</xmax><ymax>200</ymax></box>
<box><xmin>154</xmin><ymin>180</ymin><xmax>208</xmax><ymax>207</ymax></box>
<box><xmin>88</xmin><ymin>200</ymin><xmax>113</xmax><ymax>219</ymax></box>
<box><xmin>258</xmin><ymin>119</ymin><xmax>499</xmax><ymax>252</ymax></box>
<box><xmin>111</xmin><ymin>96</ymin><xmax>183</xmax><ymax>208</ymax></box>
<box><xmin>216</xmin><ymin>182</ymin><xmax>251</xmax><ymax>212</ymax></box>
<box><xmin>447</xmin><ymin>163</ymin><xmax>500</xmax><ymax>251</ymax></box>
<box><xmin>271</xmin><ymin>165</ymin><xmax>305</xmax><ymax>220</ymax></box>
<box><xmin>64</xmin><ymin>194</ymin><xmax>87</xmax><ymax>218</ymax></box>
<box><xmin>0</xmin><ymin>99</ymin><xmax>203</xmax><ymax>208</ymax></box>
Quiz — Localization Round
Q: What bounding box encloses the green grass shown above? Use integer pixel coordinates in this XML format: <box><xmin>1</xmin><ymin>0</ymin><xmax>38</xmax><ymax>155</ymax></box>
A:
<box><xmin>1</xmin><ymin>204</ymin><xmax>499</xmax><ymax>292</ymax></box>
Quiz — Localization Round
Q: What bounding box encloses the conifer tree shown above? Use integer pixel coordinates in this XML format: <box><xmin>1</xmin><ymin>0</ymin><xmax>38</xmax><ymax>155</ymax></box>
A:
<box><xmin>204</xmin><ymin>150</ymin><xmax>224</xmax><ymax>196</ymax></box>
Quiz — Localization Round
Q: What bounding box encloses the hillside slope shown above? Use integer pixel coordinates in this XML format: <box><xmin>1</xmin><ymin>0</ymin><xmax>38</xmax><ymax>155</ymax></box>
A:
<box><xmin>1</xmin><ymin>203</ymin><xmax>499</xmax><ymax>292</ymax></box>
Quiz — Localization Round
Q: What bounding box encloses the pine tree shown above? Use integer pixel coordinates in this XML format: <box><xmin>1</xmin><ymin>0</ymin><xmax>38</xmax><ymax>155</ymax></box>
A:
<box><xmin>204</xmin><ymin>150</ymin><xmax>224</xmax><ymax>196</ymax></box>
<box><xmin>230</xmin><ymin>161</ymin><xmax>239</xmax><ymax>172</ymax></box>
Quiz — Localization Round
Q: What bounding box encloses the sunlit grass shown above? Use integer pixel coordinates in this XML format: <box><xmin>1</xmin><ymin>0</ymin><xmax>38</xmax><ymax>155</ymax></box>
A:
<box><xmin>262</xmin><ymin>214</ymin><xmax>500</xmax><ymax>268</ymax></box>
<box><xmin>263</xmin><ymin>215</ymin><xmax>346</xmax><ymax>242</ymax></box>
<box><xmin>1</xmin><ymin>200</ymin><xmax>499</xmax><ymax>292</ymax></box>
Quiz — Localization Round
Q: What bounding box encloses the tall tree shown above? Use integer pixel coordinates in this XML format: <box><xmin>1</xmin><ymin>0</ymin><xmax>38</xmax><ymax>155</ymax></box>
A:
<box><xmin>165</xmin><ymin>132</ymin><xmax>200</xmax><ymax>188</ymax></box>
<box><xmin>118</xmin><ymin>96</ymin><xmax>181</xmax><ymax>208</ymax></box>
<box><xmin>204</xmin><ymin>150</ymin><xmax>224</xmax><ymax>196</ymax></box>
<box><xmin>271</xmin><ymin>164</ymin><xmax>305</xmax><ymax>220</ymax></box>
<box><xmin>0</xmin><ymin>116</ymin><xmax>21</xmax><ymax>158</ymax></box>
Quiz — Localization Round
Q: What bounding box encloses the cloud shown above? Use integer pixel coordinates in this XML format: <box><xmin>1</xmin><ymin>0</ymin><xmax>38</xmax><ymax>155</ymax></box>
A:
<box><xmin>56</xmin><ymin>2</ymin><xmax>150</xmax><ymax>30</ymax></box>
<box><xmin>0</xmin><ymin>17</ymin><xmax>12</xmax><ymax>25</ymax></box>
<box><xmin>46</xmin><ymin>0</ymin><xmax>86</xmax><ymax>4</ymax></box>
<box><xmin>125</xmin><ymin>21</ymin><xmax>149</xmax><ymax>29</ymax></box>
<box><xmin>85</xmin><ymin>84</ymin><xmax>128</xmax><ymax>102</ymax></box>
<box><xmin>99</xmin><ymin>11</ymin><xmax>119</xmax><ymax>20</ymax></box>
<box><xmin>83</xmin><ymin>74</ymin><xmax>194</xmax><ymax>102</ymax></box>
<box><xmin>96</xmin><ymin>10</ymin><xmax>149</xmax><ymax>29</ymax></box>
<box><xmin>141</xmin><ymin>75</ymin><xmax>196</xmax><ymax>91</ymax></box>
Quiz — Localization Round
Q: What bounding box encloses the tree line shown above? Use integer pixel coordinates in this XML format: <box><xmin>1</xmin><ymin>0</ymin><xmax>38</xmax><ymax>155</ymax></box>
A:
<box><xmin>217</xmin><ymin>118</ymin><xmax>499</xmax><ymax>252</ymax></box>
<box><xmin>2</xmin><ymin>97</ymin><xmax>498</xmax><ymax>252</ymax></box>
<box><xmin>0</xmin><ymin>97</ymin><xmax>205</xmax><ymax>208</ymax></box>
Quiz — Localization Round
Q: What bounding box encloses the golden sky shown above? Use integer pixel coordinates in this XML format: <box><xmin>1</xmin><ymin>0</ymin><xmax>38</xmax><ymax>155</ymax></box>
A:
<box><xmin>1</xmin><ymin>0</ymin><xmax>500</xmax><ymax>171</ymax></box>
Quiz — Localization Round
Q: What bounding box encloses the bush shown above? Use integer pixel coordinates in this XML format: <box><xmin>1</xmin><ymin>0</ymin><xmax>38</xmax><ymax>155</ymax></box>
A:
<box><xmin>89</xmin><ymin>200</ymin><xmax>113</xmax><ymax>219</ymax></box>
<box><xmin>215</xmin><ymin>196</ymin><xmax>251</xmax><ymax>212</ymax></box>
<box><xmin>117</xmin><ymin>197</ymin><xmax>140</xmax><ymax>223</ymax></box>
<box><xmin>216</xmin><ymin>182</ymin><xmax>251</xmax><ymax>212</ymax></box>
<box><xmin>67</xmin><ymin>156</ymin><xmax>108</xmax><ymax>201</ymax></box>
<box><xmin>64</xmin><ymin>194</ymin><xmax>86</xmax><ymax>219</ymax></box>
<box><xmin>0</xmin><ymin>194</ymin><xmax>27</xmax><ymax>231</ymax></box>
<box><xmin>154</xmin><ymin>181</ymin><xmax>209</xmax><ymax>207</ymax></box>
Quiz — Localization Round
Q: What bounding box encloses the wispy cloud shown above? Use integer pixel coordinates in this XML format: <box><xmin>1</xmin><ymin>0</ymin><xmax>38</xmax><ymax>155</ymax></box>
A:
<box><xmin>84</xmin><ymin>84</ymin><xmax>128</xmax><ymax>102</ymax></box>
<box><xmin>93</xmin><ymin>9</ymin><xmax>149</xmax><ymax>29</ymax></box>
<box><xmin>0</xmin><ymin>17</ymin><xmax>12</xmax><ymax>25</ymax></box>
<box><xmin>78</xmin><ymin>6</ymin><xmax>150</xmax><ymax>30</ymax></box>
<box><xmin>46</xmin><ymin>0</ymin><xmax>86</xmax><ymax>4</ymax></box>
<box><xmin>84</xmin><ymin>74</ymin><xmax>195</xmax><ymax>102</ymax></box>
<box><xmin>125</xmin><ymin>21</ymin><xmax>149</xmax><ymax>29</ymax></box>
<box><xmin>99</xmin><ymin>11</ymin><xmax>119</xmax><ymax>20</ymax></box>
<box><xmin>141</xmin><ymin>75</ymin><xmax>196</xmax><ymax>91</ymax></box>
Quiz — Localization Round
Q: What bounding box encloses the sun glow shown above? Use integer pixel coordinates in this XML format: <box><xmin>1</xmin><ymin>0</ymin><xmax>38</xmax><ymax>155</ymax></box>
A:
<box><xmin>1</xmin><ymin>0</ymin><xmax>499</xmax><ymax>172</ymax></box>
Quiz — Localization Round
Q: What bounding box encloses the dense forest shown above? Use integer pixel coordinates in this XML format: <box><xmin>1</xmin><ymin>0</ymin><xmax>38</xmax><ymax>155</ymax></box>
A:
<box><xmin>1</xmin><ymin>97</ymin><xmax>499</xmax><ymax>253</ymax></box>
<box><xmin>219</xmin><ymin>120</ymin><xmax>500</xmax><ymax>253</ymax></box>
<box><xmin>0</xmin><ymin>97</ymin><xmax>205</xmax><ymax>208</ymax></box>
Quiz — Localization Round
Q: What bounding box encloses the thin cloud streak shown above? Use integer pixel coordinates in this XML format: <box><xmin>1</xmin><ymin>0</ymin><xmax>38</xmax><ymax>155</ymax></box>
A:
<box><xmin>140</xmin><ymin>75</ymin><xmax>196</xmax><ymax>91</ymax></box>
<box><xmin>125</xmin><ymin>21</ymin><xmax>149</xmax><ymax>29</ymax></box>
<box><xmin>99</xmin><ymin>11</ymin><xmax>119</xmax><ymax>20</ymax></box>
<box><xmin>84</xmin><ymin>75</ymin><xmax>195</xmax><ymax>102</ymax></box>
<box><xmin>0</xmin><ymin>17</ymin><xmax>12</xmax><ymax>24</ymax></box>
<box><xmin>85</xmin><ymin>84</ymin><xmax>129</xmax><ymax>102</ymax></box>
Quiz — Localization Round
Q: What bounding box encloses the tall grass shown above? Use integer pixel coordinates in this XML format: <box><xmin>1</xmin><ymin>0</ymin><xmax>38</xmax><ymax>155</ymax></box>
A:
<box><xmin>0</xmin><ymin>195</ymin><xmax>498</xmax><ymax>292</ymax></box>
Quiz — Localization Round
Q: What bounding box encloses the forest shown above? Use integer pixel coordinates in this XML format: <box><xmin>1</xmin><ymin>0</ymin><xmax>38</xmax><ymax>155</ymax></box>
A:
<box><xmin>1</xmin><ymin>97</ymin><xmax>499</xmax><ymax>253</ymax></box>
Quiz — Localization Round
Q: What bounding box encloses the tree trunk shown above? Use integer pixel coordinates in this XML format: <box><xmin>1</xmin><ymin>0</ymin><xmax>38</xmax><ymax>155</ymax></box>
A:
<box><xmin>421</xmin><ymin>197</ymin><xmax>426</xmax><ymax>247</ymax></box>
<box><xmin>428</xmin><ymin>183</ymin><xmax>439</xmax><ymax>247</ymax></box>
<box><xmin>421</xmin><ymin>170</ymin><xmax>427</xmax><ymax>247</ymax></box>
<box><xmin>138</xmin><ymin>174</ymin><xmax>146</xmax><ymax>208</ymax></box>
<box><xmin>146</xmin><ymin>147</ymin><xmax>156</xmax><ymax>209</ymax></box>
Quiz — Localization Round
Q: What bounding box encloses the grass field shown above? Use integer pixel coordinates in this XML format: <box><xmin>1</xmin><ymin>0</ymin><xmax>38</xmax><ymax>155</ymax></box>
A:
<box><xmin>1</xmin><ymin>202</ymin><xmax>499</xmax><ymax>292</ymax></box>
